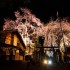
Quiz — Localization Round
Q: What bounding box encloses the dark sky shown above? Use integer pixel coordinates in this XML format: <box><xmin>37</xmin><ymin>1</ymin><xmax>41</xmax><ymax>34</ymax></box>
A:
<box><xmin>0</xmin><ymin>0</ymin><xmax>70</xmax><ymax>30</ymax></box>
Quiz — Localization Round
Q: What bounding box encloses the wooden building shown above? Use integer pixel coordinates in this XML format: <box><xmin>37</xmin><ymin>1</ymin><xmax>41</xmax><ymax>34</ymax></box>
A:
<box><xmin>0</xmin><ymin>30</ymin><xmax>26</xmax><ymax>61</ymax></box>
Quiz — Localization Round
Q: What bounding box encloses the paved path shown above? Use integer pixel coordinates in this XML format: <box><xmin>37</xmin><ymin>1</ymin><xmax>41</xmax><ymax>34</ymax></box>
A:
<box><xmin>0</xmin><ymin>61</ymin><xmax>70</xmax><ymax>70</ymax></box>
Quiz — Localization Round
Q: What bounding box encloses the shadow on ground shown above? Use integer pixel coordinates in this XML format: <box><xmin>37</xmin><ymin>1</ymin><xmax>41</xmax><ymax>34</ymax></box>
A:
<box><xmin>0</xmin><ymin>61</ymin><xmax>70</xmax><ymax>70</ymax></box>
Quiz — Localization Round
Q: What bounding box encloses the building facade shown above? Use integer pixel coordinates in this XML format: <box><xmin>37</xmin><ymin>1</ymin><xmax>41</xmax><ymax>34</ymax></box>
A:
<box><xmin>0</xmin><ymin>30</ymin><xmax>26</xmax><ymax>61</ymax></box>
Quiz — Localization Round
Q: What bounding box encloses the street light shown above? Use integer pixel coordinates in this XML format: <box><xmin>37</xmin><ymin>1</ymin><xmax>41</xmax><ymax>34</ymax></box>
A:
<box><xmin>48</xmin><ymin>60</ymin><xmax>52</xmax><ymax>65</ymax></box>
<box><xmin>43</xmin><ymin>59</ymin><xmax>48</xmax><ymax>64</ymax></box>
<box><xmin>43</xmin><ymin>59</ymin><xmax>52</xmax><ymax>65</ymax></box>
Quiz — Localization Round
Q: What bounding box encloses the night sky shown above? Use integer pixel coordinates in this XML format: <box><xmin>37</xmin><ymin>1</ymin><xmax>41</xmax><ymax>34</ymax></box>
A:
<box><xmin>0</xmin><ymin>0</ymin><xmax>70</xmax><ymax>30</ymax></box>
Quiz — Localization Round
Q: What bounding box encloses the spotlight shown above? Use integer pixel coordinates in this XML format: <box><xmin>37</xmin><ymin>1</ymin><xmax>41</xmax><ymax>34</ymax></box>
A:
<box><xmin>48</xmin><ymin>60</ymin><xmax>52</xmax><ymax>65</ymax></box>
<box><xmin>43</xmin><ymin>59</ymin><xmax>48</xmax><ymax>64</ymax></box>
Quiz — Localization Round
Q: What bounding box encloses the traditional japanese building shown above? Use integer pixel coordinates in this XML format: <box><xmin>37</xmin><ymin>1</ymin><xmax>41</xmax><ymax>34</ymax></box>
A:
<box><xmin>0</xmin><ymin>30</ymin><xmax>26</xmax><ymax>61</ymax></box>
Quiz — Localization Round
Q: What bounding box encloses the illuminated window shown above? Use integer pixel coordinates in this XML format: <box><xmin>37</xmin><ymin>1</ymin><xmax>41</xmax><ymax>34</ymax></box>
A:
<box><xmin>16</xmin><ymin>50</ymin><xmax>19</xmax><ymax>53</ymax></box>
<box><xmin>6</xmin><ymin>48</ymin><xmax>10</xmax><ymax>55</ymax></box>
<box><xmin>5</xmin><ymin>33</ymin><xmax>11</xmax><ymax>44</ymax></box>
<box><xmin>12</xmin><ymin>49</ymin><xmax>16</xmax><ymax>55</ymax></box>
<box><xmin>13</xmin><ymin>35</ymin><xmax>17</xmax><ymax>46</ymax></box>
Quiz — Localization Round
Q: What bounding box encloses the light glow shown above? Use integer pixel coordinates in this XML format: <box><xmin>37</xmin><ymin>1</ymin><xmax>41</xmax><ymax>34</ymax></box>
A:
<box><xmin>43</xmin><ymin>59</ymin><xmax>52</xmax><ymax>65</ymax></box>
<box><xmin>43</xmin><ymin>59</ymin><xmax>48</xmax><ymax>64</ymax></box>
<box><xmin>48</xmin><ymin>60</ymin><xmax>52</xmax><ymax>65</ymax></box>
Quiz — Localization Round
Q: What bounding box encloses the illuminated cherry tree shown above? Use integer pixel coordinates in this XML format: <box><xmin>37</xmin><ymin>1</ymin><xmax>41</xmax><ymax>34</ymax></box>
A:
<box><xmin>3</xmin><ymin>8</ymin><xmax>70</xmax><ymax>50</ymax></box>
